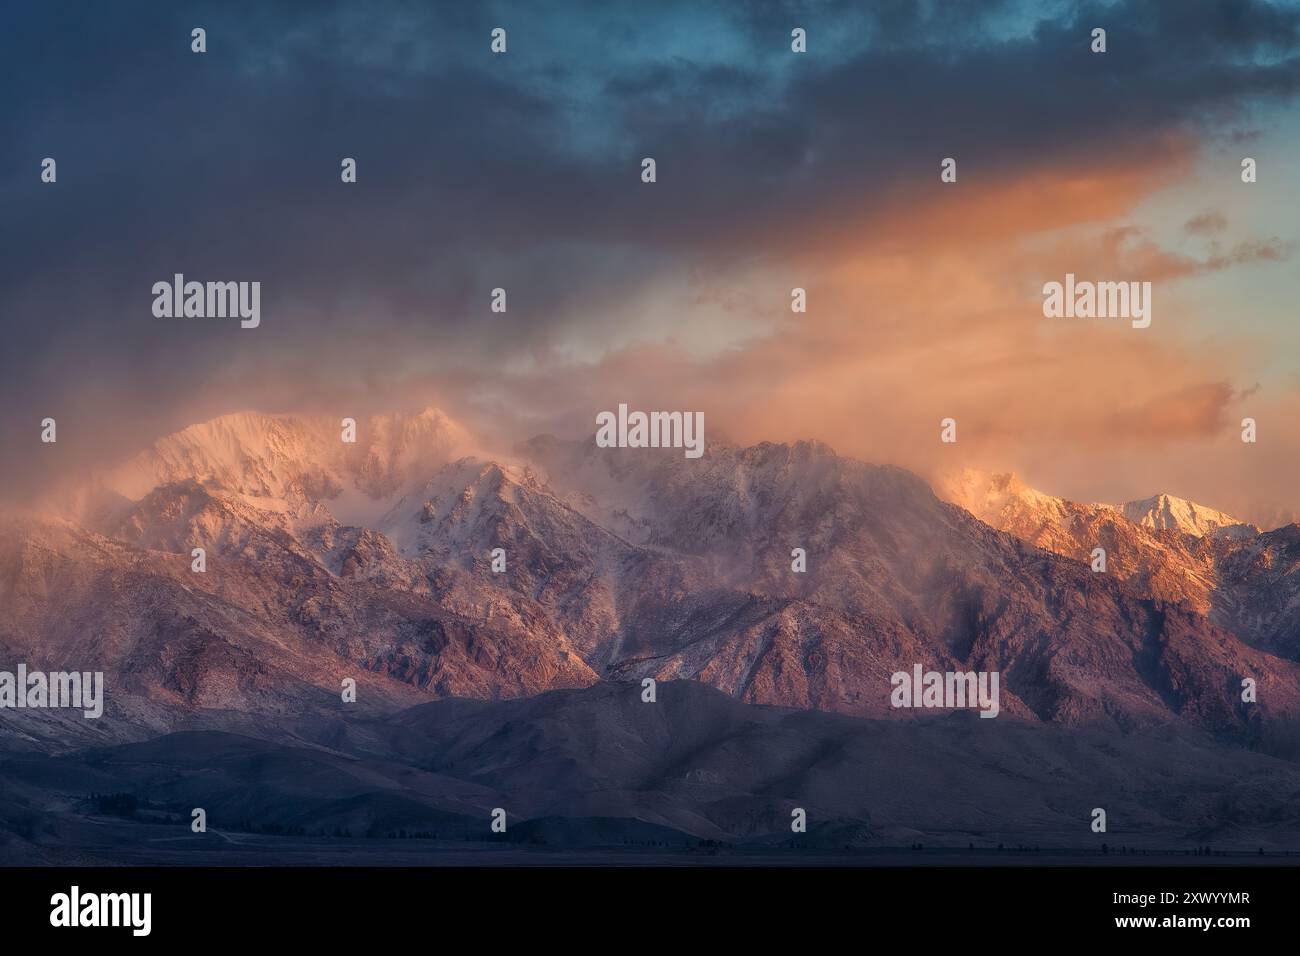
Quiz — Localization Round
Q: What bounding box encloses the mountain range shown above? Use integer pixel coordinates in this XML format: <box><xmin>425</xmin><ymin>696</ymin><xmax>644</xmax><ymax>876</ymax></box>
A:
<box><xmin>3</xmin><ymin>408</ymin><xmax>1299</xmax><ymax>861</ymax></box>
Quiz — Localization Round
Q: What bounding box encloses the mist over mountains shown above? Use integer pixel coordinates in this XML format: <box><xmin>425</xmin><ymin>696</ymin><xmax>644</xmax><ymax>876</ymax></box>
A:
<box><xmin>3</xmin><ymin>408</ymin><xmax>1300</xmax><ymax>861</ymax></box>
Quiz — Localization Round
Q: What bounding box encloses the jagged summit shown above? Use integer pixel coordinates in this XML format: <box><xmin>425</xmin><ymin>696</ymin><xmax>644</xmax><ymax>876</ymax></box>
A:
<box><xmin>1120</xmin><ymin>492</ymin><xmax>1252</xmax><ymax>537</ymax></box>
<box><xmin>58</xmin><ymin>407</ymin><xmax>476</xmax><ymax>526</ymax></box>
<box><xmin>935</xmin><ymin>467</ymin><xmax>1257</xmax><ymax>540</ymax></box>
<box><xmin>935</xmin><ymin>468</ymin><xmax>1074</xmax><ymax>530</ymax></box>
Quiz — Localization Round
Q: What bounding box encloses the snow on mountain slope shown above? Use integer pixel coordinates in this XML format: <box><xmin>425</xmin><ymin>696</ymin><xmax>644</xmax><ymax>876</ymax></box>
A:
<box><xmin>938</xmin><ymin>468</ymin><xmax>1258</xmax><ymax>542</ymax></box>
<box><xmin>935</xmin><ymin>469</ymin><xmax>1088</xmax><ymax>554</ymax></box>
<box><xmin>7</xmin><ymin>414</ymin><xmax>1300</xmax><ymax>739</ymax></box>
<box><xmin>934</xmin><ymin>468</ymin><xmax>1237</xmax><ymax>610</ymax></box>
<box><xmin>1122</xmin><ymin>493</ymin><xmax>1253</xmax><ymax>538</ymax></box>
<box><xmin>57</xmin><ymin>408</ymin><xmax>476</xmax><ymax>530</ymax></box>
<box><xmin>931</xmin><ymin>468</ymin><xmax>1300</xmax><ymax>656</ymax></box>
<box><xmin>514</xmin><ymin>438</ymin><xmax>1300</xmax><ymax>728</ymax></box>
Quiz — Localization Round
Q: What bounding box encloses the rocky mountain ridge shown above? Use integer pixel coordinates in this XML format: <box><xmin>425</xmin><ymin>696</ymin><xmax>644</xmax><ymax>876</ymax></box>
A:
<box><xmin>3</xmin><ymin>410</ymin><xmax>1298</xmax><ymax>746</ymax></box>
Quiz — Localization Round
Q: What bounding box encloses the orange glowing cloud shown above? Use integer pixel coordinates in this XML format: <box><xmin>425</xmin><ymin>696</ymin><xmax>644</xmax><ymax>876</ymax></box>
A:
<box><xmin>475</xmin><ymin>142</ymin><xmax>1293</xmax><ymax>525</ymax></box>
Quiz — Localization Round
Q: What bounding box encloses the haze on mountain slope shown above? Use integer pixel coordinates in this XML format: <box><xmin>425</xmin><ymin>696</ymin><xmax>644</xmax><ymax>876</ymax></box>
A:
<box><xmin>936</xmin><ymin>468</ymin><xmax>1257</xmax><ymax>540</ymax></box>
<box><xmin>3</xmin><ymin>408</ymin><xmax>1299</xmax><ymax>746</ymax></box>
<box><xmin>932</xmin><ymin>467</ymin><xmax>1300</xmax><ymax>657</ymax></box>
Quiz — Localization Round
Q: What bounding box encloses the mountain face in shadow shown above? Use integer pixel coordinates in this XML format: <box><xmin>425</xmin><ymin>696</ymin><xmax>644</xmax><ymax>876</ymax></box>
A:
<box><xmin>4</xmin><ymin>680</ymin><xmax>1300</xmax><ymax>865</ymax></box>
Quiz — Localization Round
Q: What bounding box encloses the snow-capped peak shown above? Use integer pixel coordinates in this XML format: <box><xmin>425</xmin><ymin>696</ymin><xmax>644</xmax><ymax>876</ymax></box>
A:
<box><xmin>59</xmin><ymin>407</ymin><xmax>477</xmax><ymax>527</ymax></box>
<box><xmin>934</xmin><ymin>469</ymin><xmax>1257</xmax><ymax>539</ymax></box>
<box><xmin>932</xmin><ymin>468</ymin><xmax>1073</xmax><ymax>529</ymax></box>
<box><xmin>1120</xmin><ymin>493</ymin><xmax>1251</xmax><ymax>537</ymax></box>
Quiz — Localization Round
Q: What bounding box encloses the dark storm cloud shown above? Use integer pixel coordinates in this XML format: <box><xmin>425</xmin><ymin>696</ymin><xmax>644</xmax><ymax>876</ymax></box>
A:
<box><xmin>1</xmin><ymin>0</ymin><xmax>1298</xmax><ymax>495</ymax></box>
